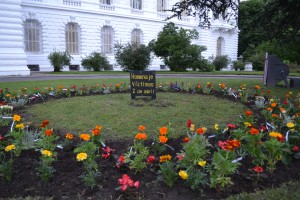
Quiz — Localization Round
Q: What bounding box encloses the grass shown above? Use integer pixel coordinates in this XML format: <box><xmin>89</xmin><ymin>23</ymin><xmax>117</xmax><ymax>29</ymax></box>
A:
<box><xmin>1</xmin><ymin>75</ymin><xmax>300</xmax><ymax>199</ymax></box>
<box><xmin>24</xmin><ymin>93</ymin><xmax>245</xmax><ymax>140</ymax></box>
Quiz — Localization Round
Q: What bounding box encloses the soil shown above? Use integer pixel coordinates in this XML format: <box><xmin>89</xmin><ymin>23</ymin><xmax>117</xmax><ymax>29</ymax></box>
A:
<box><xmin>1</xmin><ymin>91</ymin><xmax>300</xmax><ymax>200</ymax></box>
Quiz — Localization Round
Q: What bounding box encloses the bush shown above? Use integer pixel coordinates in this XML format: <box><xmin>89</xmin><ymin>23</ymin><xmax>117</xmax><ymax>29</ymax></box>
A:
<box><xmin>212</xmin><ymin>55</ymin><xmax>230</xmax><ymax>71</ymax></box>
<box><xmin>248</xmin><ymin>52</ymin><xmax>265</xmax><ymax>71</ymax></box>
<box><xmin>232</xmin><ymin>61</ymin><xmax>245</xmax><ymax>71</ymax></box>
<box><xmin>114</xmin><ymin>43</ymin><xmax>152</xmax><ymax>71</ymax></box>
<box><xmin>81</xmin><ymin>52</ymin><xmax>110</xmax><ymax>71</ymax></box>
<box><xmin>48</xmin><ymin>50</ymin><xmax>72</xmax><ymax>72</ymax></box>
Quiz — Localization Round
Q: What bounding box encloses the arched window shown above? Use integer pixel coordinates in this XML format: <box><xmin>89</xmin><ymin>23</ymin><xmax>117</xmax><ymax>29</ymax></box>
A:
<box><xmin>157</xmin><ymin>0</ymin><xmax>166</xmax><ymax>12</ymax></box>
<box><xmin>131</xmin><ymin>0</ymin><xmax>142</xmax><ymax>10</ymax></box>
<box><xmin>101</xmin><ymin>26</ymin><xmax>114</xmax><ymax>54</ymax></box>
<box><xmin>24</xmin><ymin>19</ymin><xmax>42</xmax><ymax>53</ymax></box>
<box><xmin>217</xmin><ymin>37</ymin><xmax>225</xmax><ymax>56</ymax></box>
<box><xmin>131</xmin><ymin>29</ymin><xmax>142</xmax><ymax>46</ymax></box>
<box><xmin>65</xmin><ymin>23</ymin><xmax>80</xmax><ymax>54</ymax></box>
<box><xmin>100</xmin><ymin>0</ymin><xmax>111</xmax><ymax>5</ymax></box>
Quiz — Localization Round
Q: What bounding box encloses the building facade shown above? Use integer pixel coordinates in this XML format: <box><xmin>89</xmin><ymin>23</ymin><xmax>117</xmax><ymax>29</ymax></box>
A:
<box><xmin>0</xmin><ymin>0</ymin><xmax>238</xmax><ymax>76</ymax></box>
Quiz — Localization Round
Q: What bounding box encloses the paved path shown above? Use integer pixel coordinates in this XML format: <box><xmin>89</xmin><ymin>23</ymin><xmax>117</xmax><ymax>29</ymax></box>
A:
<box><xmin>0</xmin><ymin>72</ymin><xmax>266</xmax><ymax>83</ymax></box>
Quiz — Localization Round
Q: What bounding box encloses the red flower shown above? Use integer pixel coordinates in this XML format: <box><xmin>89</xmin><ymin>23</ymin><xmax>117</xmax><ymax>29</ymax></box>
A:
<box><xmin>259</xmin><ymin>125</ymin><xmax>267</xmax><ymax>133</ymax></box>
<box><xmin>245</xmin><ymin>110</ymin><xmax>253</xmax><ymax>116</ymax></box>
<box><xmin>102</xmin><ymin>146</ymin><xmax>115</xmax><ymax>159</ymax></box>
<box><xmin>118</xmin><ymin>174</ymin><xmax>139</xmax><ymax>191</ymax></box>
<box><xmin>252</xmin><ymin>166</ymin><xmax>264</xmax><ymax>173</ymax></box>
<box><xmin>186</xmin><ymin>119</ymin><xmax>192</xmax><ymax>128</ymax></box>
<box><xmin>44</xmin><ymin>129</ymin><xmax>53</xmax><ymax>136</ymax></box>
<box><xmin>176</xmin><ymin>154</ymin><xmax>185</xmax><ymax>161</ymax></box>
<box><xmin>0</xmin><ymin>134</ymin><xmax>4</xmax><ymax>141</ymax></box>
<box><xmin>146</xmin><ymin>155</ymin><xmax>155</xmax><ymax>163</ymax></box>
<box><xmin>293</xmin><ymin>146</ymin><xmax>299</xmax><ymax>152</ymax></box>
<box><xmin>227</xmin><ymin>123</ymin><xmax>237</xmax><ymax>129</ymax></box>
<box><xmin>116</xmin><ymin>155</ymin><xmax>125</xmax><ymax>168</ymax></box>
<box><xmin>182</xmin><ymin>137</ymin><xmax>190</xmax><ymax>143</ymax></box>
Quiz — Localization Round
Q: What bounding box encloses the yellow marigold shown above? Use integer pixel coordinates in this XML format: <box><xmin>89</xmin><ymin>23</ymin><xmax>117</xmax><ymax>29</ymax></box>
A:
<box><xmin>42</xmin><ymin>150</ymin><xmax>52</xmax><ymax>157</ymax></box>
<box><xmin>138</xmin><ymin>125</ymin><xmax>146</xmax><ymax>131</ymax></box>
<box><xmin>80</xmin><ymin>133</ymin><xmax>90</xmax><ymax>141</ymax></box>
<box><xmin>271</xmin><ymin>102</ymin><xmax>277</xmax><ymax>108</ymax></box>
<box><xmin>214</xmin><ymin>124</ymin><xmax>219</xmax><ymax>131</ymax></box>
<box><xmin>5</xmin><ymin>144</ymin><xmax>16</xmax><ymax>152</ymax></box>
<box><xmin>244</xmin><ymin>122</ymin><xmax>252</xmax><ymax>127</ymax></box>
<box><xmin>15</xmin><ymin>123</ymin><xmax>25</xmax><ymax>129</ymax></box>
<box><xmin>287</xmin><ymin>122</ymin><xmax>295</xmax><ymax>128</ymax></box>
<box><xmin>159</xmin><ymin>135</ymin><xmax>168</xmax><ymax>143</ymax></box>
<box><xmin>198</xmin><ymin>160</ymin><xmax>207</xmax><ymax>167</ymax></box>
<box><xmin>190</xmin><ymin>124</ymin><xmax>195</xmax><ymax>132</ymax></box>
<box><xmin>179</xmin><ymin>170</ymin><xmax>188</xmax><ymax>180</ymax></box>
<box><xmin>76</xmin><ymin>152</ymin><xmax>87</xmax><ymax>161</ymax></box>
<box><xmin>196</xmin><ymin>127</ymin><xmax>207</xmax><ymax>135</ymax></box>
<box><xmin>13</xmin><ymin>114</ymin><xmax>21</xmax><ymax>122</ymax></box>
<box><xmin>135</xmin><ymin>133</ymin><xmax>147</xmax><ymax>140</ymax></box>
<box><xmin>159</xmin><ymin>126</ymin><xmax>168</xmax><ymax>135</ymax></box>
<box><xmin>159</xmin><ymin>155</ymin><xmax>172</xmax><ymax>163</ymax></box>
<box><xmin>66</xmin><ymin>133</ymin><xmax>74</xmax><ymax>140</ymax></box>
<box><xmin>269</xmin><ymin>132</ymin><xmax>283</xmax><ymax>138</ymax></box>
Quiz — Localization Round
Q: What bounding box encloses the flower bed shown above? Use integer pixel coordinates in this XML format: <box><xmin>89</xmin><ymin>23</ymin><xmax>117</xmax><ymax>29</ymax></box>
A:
<box><xmin>0</xmin><ymin>82</ymin><xmax>300</xmax><ymax>199</ymax></box>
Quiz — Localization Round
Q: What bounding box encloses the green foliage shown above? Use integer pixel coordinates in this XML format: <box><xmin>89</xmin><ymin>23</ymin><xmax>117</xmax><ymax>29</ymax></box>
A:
<box><xmin>81</xmin><ymin>51</ymin><xmax>110</xmax><ymax>71</ymax></box>
<box><xmin>0</xmin><ymin>159</ymin><xmax>13</xmax><ymax>182</ymax></box>
<box><xmin>158</xmin><ymin>161</ymin><xmax>178</xmax><ymax>187</ymax></box>
<box><xmin>209</xmin><ymin>150</ymin><xmax>240</xmax><ymax>189</ymax></box>
<box><xmin>186</xmin><ymin>166</ymin><xmax>208</xmax><ymax>191</ymax></box>
<box><xmin>114</xmin><ymin>42</ymin><xmax>152</xmax><ymax>71</ymax></box>
<box><xmin>232</xmin><ymin>61</ymin><xmax>245</xmax><ymax>71</ymax></box>
<box><xmin>211</xmin><ymin>55</ymin><xmax>230</xmax><ymax>71</ymax></box>
<box><xmin>149</xmin><ymin>22</ymin><xmax>208</xmax><ymax>72</ymax></box>
<box><xmin>124</xmin><ymin>141</ymin><xmax>149</xmax><ymax>173</ymax></box>
<box><xmin>48</xmin><ymin>50</ymin><xmax>72</xmax><ymax>72</ymax></box>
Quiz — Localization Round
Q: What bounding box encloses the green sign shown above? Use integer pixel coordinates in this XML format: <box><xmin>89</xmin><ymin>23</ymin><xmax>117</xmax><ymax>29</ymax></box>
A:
<box><xmin>130</xmin><ymin>71</ymin><xmax>156</xmax><ymax>99</ymax></box>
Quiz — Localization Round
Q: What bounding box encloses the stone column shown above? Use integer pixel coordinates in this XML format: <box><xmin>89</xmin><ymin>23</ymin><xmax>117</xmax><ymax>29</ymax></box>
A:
<box><xmin>0</xmin><ymin>0</ymin><xmax>30</xmax><ymax>76</ymax></box>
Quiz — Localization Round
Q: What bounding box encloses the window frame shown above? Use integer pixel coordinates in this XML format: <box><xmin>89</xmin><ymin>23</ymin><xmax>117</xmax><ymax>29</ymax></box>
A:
<box><xmin>65</xmin><ymin>22</ymin><xmax>80</xmax><ymax>55</ymax></box>
<box><xmin>24</xmin><ymin>19</ymin><xmax>42</xmax><ymax>53</ymax></box>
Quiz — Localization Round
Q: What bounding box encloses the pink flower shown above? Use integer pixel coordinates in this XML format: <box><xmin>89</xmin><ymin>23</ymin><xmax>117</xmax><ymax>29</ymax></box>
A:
<box><xmin>133</xmin><ymin>181</ymin><xmax>140</xmax><ymax>188</ymax></box>
<box><xmin>147</xmin><ymin>155</ymin><xmax>155</xmax><ymax>163</ymax></box>
<box><xmin>102</xmin><ymin>146</ymin><xmax>115</xmax><ymax>159</ymax></box>
<box><xmin>176</xmin><ymin>154</ymin><xmax>185</xmax><ymax>161</ymax></box>
<box><xmin>218</xmin><ymin>141</ymin><xmax>227</xmax><ymax>150</ymax></box>
<box><xmin>293</xmin><ymin>146</ymin><xmax>299</xmax><ymax>152</ymax></box>
<box><xmin>227</xmin><ymin>123</ymin><xmax>238</xmax><ymax>129</ymax></box>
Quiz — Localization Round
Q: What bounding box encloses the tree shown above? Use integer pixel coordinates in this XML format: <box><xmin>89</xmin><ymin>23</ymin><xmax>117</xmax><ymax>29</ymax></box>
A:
<box><xmin>81</xmin><ymin>52</ymin><xmax>110</xmax><ymax>71</ymax></box>
<box><xmin>48</xmin><ymin>50</ymin><xmax>72</xmax><ymax>72</ymax></box>
<box><xmin>149</xmin><ymin>22</ymin><xmax>208</xmax><ymax>72</ymax></box>
<box><xmin>114</xmin><ymin>43</ymin><xmax>152</xmax><ymax>71</ymax></box>
<box><xmin>168</xmin><ymin>0</ymin><xmax>239</xmax><ymax>27</ymax></box>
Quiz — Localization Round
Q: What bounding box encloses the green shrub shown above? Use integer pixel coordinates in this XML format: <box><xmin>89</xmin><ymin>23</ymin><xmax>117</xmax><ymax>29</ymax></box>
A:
<box><xmin>81</xmin><ymin>52</ymin><xmax>110</xmax><ymax>71</ymax></box>
<box><xmin>114</xmin><ymin>42</ymin><xmax>152</xmax><ymax>71</ymax></box>
<box><xmin>48</xmin><ymin>50</ymin><xmax>72</xmax><ymax>72</ymax></box>
<box><xmin>232</xmin><ymin>60</ymin><xmax>245</xmax><ymax>71</ymax></box>
<box><xmin>248</xmin><ymin>52</ymin><xmax>265</xmax><ymax>71</ymax></box>
<box><xmin>212</xmin><ymin>55</ymin><xmax>230</xmax><ymax>71</ymax></box>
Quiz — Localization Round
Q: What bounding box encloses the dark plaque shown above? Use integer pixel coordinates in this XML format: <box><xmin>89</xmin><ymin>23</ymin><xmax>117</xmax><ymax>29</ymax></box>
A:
<box><xmin>130</xmin><ymin>71</ymin><xmax>156</xmax><ymax>99</ymax></box>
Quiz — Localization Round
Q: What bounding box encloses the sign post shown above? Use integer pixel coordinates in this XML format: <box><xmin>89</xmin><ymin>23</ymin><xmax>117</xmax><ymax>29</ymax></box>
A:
<box><xmin>130</xmin><ymin>71</ymin><xmax>156</xmax><ymax>99</ymax></box>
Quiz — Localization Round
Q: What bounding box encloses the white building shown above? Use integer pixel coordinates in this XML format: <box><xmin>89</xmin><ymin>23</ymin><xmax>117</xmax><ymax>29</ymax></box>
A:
<box><xmin>0</xmin><ymin>0</ymin><xmax>238</xmax><ymax>76</ymax></box>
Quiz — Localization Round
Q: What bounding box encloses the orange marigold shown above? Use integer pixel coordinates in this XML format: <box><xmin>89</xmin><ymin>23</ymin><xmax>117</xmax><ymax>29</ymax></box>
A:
<box><xmin>266</xmin><ymin>107</ymin><xmax>273</xmax><ymax>112</ymax></box>
<box><xmin>272</xmin><ymin>114</ymin><xmax>279</xmax><ymax>118</ymax></box>
<box><xmin>159</xmin><ymin>135</ymin><xmax>168</xmax><ymax>143</ymax></box>
<box><xmin>66</xmin><ymin>133</ymin><xmax>74</xmax><ymax>140</ymax></box>
<box><xmin>249</xmin><ymin>127</ymin><xmax>259</xmax><ymax>135</ymax></box>
<box><xmin>196</xmin><ymin>127</ymin><xmax>206</xmax><ymax>135</ymax></box>
<box><xmin>95</xmin><ymin>125</ymin><xmax>102</xmax><ymax>130</ymax></box>
<box><xmin>92</xmin><ymin>128</ymin><xmax>100</xmax><ymax>136</ymax></box>
<box><xmin>80</xmin><ymin>133</ymin><xmax>90</xmax><ymax>141</ymax></box>
<box><xmin>182</xmin><ymin>137</ymin><xmax>190</xmax><ymax>143</ymax></box>
<box><xmin>159</xmin><ymin>155</ymin><xmax>172</xmax><ymax>163</ymax></box>
<box><xmin>255</xmin><ymin>85</ymin><xmax>261</xmax><ymax>89</ymax></box>
<box><xmin>44</xmin><ymin>129</ymin><xmax>53</xmax><ymax>136</ymax></box>
<box><xmin>135</xmin><ymin>133</ymin><xmax>147</xmax><ymax>140</ymax></box>
<box><xmin>245</xmin><ymin>110</ymin><xmax>253</xmax><ymax>116</ymax></box>
<box><xmin>159</xmin><ymin>126</ymin><xmax>168</xmax><ymax>135</ymax></box>
<box><xmin>271</xmin><ymin>102</ymin><xmax>277</xmax><ymax>107</ymax></box>
<box><xmin>138</xmin><ymin>125</ymin><xmax>146</xmax><ymax>131</ymax></box>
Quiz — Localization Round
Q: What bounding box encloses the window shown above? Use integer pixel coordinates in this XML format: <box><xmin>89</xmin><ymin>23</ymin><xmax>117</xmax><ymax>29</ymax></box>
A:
<box><xmin>157</xmin><ymin>0</ymin><xmax>166</xmax><ymax>12</ymax></box>
<box><xmin>24</xmin><ymin>19</ymin><xmax>41</xmax><ymax>53</ymax></box>
<box><xmin>131</xmin><ymin>29</ymin><xmax>142</xmax><ymax>46</ymax></box>
<box><xmin>101</xmin><ymin>26</ymin><xmax>114</xmax><ymax>54</ymax></box>
<box><xmin>217</xmin><ymin>37</ymin><xmax>225</xmax><ymax>56</ymax></box>
<box><xmin>100</xmin><ymin>0</ymin><xmax>111</xmax><ymax>5</ymax></box>
<box><xmin>131</xmin><ymin>0</ymin><xmax>142</xmax><ymax>10</ymax></box>
<box><xmin>65</xmin><ymin>23</ymin><xmax>80</xmax><ymax>54</ymax></box>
